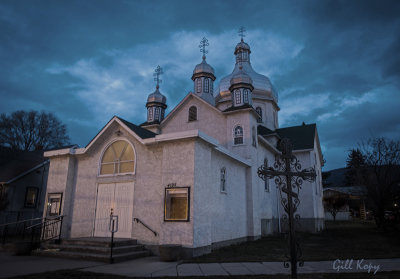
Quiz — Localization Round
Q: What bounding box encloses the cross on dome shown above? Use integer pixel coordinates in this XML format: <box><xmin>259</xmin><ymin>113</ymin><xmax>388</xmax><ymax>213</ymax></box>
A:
<box><xmin>199</xmin><ymin>37</ymin><xmax>209</xmax><ymax>60</ymax></box>
<box><xmin>238</xmin><ymin>26</ymin><xmax>246</xmax><ymax>41</ymax></box>
<box><xmin>153</xmin><ymin>65</ymin><xmax>163</xmax><ymax>89</ymax></box>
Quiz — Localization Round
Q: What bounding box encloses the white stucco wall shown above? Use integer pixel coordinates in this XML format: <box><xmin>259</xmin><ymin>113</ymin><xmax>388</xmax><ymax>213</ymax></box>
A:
<box><xmin>162</xmin><ymin>95</ymin><xmax>227</xmax><ymax>146</ymax></box>
<box><xmin>193</xmin><ymin>140</ymin><xmax>248</xmax><ymax>247</ymax></box>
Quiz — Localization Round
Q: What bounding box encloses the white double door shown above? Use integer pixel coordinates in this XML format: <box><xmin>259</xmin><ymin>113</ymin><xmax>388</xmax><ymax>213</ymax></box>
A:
<box><xmin>94</xmin><ymin>182</ymin><xmax>134</xmax><ymax>238</ymax></box>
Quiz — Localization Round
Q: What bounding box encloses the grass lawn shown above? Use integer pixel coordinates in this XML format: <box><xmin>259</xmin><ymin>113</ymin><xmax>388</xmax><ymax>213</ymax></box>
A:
<box><xmin>5</xmin><ymin>270</ymin><xmax>400</xmax><ymax>279</ymax></box>
<box><xmin>189</xmin><ymin>220</ymin><xmax>400</xmax><ymax>263</ymax></box>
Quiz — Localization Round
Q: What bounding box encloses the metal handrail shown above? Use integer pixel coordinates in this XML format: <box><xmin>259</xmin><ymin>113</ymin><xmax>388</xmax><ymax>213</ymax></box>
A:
<box><xmin>133</xmin><ymin>217</ymin><xmax>158</xmax><ymax>236</ymax></box>
<box><xmin>0</xmin><ymin>217</ymin><xmax>44</xmax><ymax>228</ymax></box>
<box><xmin>26</xmin><ymin>215</ymin><xmax>64</xmax><ymax>230</ymax></box>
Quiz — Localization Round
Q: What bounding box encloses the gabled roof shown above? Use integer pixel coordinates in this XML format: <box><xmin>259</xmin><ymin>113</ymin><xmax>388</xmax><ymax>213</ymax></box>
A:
<box><xmin>117</xmin><ymin>117</ymin><xmax>157</xmax><ymax>139</ymax></box>
<box><xmin>258</xmin><ymin>123</ymin><xmax>316</xmax><ymax>150</ymax></box>
<box><xmin>0</xmin><ymin>146</ymin><xmax>48</xmax><ymax>184</ymax></box>
<box><xmin>84</xmin><ymin>116</ymin><xmax>156</xmax><ymax>150</ymax></box>
<box><xmin>161</xmin><ymin>92</ymin><xmax>222</xmax><ymax>126</ymax></box>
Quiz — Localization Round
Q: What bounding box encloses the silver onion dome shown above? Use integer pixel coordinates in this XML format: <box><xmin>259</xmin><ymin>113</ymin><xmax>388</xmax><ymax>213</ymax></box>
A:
<box><xmin>230</xmin><ymin>67</ymin><xmax>253</xmax><ymax>87</ymax></box>
<box><xmin>147</xmin><ymin>87</ymin><xmax>167</xmax><ymax>105</ymax></box>
<box><xmin>234</xmin><ymin>39</ymin><xmax>251</xmax><ymax>55</ymax></box>
<box><xmin>193</xmin><ymin>57</ymin><xmax>215</xmax><ymax>75</ymax></box>
<box><xmin>217</xmin><ymin>51</ymin><xmax>278</xmax><ymax>103</ymax></box>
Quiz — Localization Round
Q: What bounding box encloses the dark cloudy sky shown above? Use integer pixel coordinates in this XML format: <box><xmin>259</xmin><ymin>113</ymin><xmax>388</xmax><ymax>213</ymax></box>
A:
<box><xmin>1</xmin><ymin>0</ymin><xmax>399</xmax><ymax>170</ymax></box>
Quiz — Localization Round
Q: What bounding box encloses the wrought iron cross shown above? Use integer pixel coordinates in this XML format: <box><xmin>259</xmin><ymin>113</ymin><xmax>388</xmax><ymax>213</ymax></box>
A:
<box><xmin>199</xmin><ymin>37</ymin><xmax>209</xmax><ymax>58</ymax></box>
<box><xmin>153</xmin><ymin>65</ymin><xmax>163</xmax><ymax>89</ymax></box>
<box><xmin>257</xmin><ymin>138</ymin><xmax>316</xmax><ymax>279</ymax></box>
<box><xmin>238</xmin><ymin>26</ymin><xmax>246</xmax><ymax>41</ymax></box>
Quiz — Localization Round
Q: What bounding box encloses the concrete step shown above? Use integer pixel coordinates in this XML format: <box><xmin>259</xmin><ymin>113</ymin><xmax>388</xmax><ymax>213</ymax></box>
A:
<box><xmin>61</xmin><ymin>238</ymin><xmax>137</xmax><ymax>248</ymax></box>
<box><xmin>34</xmin><ymin>249</ymin><xmax>150</xmax><ymax>263</ymax></box>
<box><xmin>45</xmin><ymin>243</ymin><xmax>146</xmax><ymax>255</ymax></box>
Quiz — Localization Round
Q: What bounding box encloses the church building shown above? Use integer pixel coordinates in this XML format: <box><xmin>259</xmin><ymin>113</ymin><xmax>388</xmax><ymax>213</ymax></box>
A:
<box><xmin>44</xmin><ymin>34</ymin><xmax>325</xmax><ymax>257</ymax></box>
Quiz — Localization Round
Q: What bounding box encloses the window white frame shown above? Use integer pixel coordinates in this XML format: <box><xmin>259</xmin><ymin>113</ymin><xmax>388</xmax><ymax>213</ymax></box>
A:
<box><xmin>154</xmin><ymin>107</ymin><xmax>160</xmax><ymax>121</ymax></box>
<box><xmin>204</xmin><ymin>78</ymin><xmax>209</xmax><ymax>93</ymax></box>
<box><xmin>243</xmin><ymin>89</ymin><xmax>249</xmax><ymax>103</ymax></box>
<box><xmin>98</xmin><ymin>138</ymin><xmax>137</xmax><ymax>176</ymax></box>
<box><xmin>148</xmin><ymin>107</ymin><xmax>153</xmax><ymax>122</ymax></box>
<box><xmin>196</xmin><ymin>78</ymin><xmax>202</xmax><ymax>93</ymax></box>
<box><xmin>234</xmin><ymin>89</ymin><xmax>241</xmax><ymax>105</ymax></box>
<box><xmin>234</xmin><ymin>125</ymin><xmax>244</xmax><ymax>145</ymax></box>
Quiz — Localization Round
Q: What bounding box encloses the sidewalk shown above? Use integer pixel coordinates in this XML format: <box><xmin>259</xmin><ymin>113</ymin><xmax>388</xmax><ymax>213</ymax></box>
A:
<box><xmin>1</xmin><ymin>252</ymin><xmax>400</xmax><ymax>278</ymax></box>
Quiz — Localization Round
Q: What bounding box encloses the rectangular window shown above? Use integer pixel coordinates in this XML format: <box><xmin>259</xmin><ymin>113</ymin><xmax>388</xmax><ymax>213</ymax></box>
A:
<box><xmin>47</xmin><ymin>193</ymin><xmax>63</xmax><ymax>216</ymax></box>
<box><xmin>196</xmin><ymin>79</ymin><xmax>202</xmax><ymax>93</ymax></box>
<box><xmin>244</xmin><ymin>90</ymin><xmax>249</xmax><ymax>103</ymax></box>
<box><xmin>155</xmin><ymin>107</ymin><xmax>160</xmax><ymax>121</ymax></box>
<box><xmin>164</xmin><ymin>187</ymin><xmax>190</xmax><ymax>221</ymax></box>
<box><xmin>235</xmin><ymin>90</ymin><xmax>241</xmax><ymax>105</ymax></box>
<box><xmin>234</xmin><ymin>137</ymin><xmax>243</xmax><ymax>145</ymax></box>
<box><xmin>204</xmin><ymin>78</ymin><xmax>209</xmax><ymax>93</ymax></box>
<box><xmin>24</xmin><ymin>187</ymin><xmax>38</xmax><ymax>208</ymax></box>
<box><xmin>148</xmin><ymin>108</ymin><xmax>153</xmax><ymax>121</ymax></box>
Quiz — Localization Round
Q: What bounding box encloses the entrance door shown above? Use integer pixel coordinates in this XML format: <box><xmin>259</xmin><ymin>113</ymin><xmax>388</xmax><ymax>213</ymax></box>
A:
<box><xmin>94</xmin><ymin>182</ymin><xmax>134</xmax><ymax>238</ymax></box>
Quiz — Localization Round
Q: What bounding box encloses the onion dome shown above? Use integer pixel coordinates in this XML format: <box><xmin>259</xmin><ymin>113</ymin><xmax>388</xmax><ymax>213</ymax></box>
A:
<box><xmin>216</xmin><ymin>39</ymin><xmax>278</xmax><ymax>104</ymax></box>
<box><xmin>193</xmin><ymin>56</ymin><xmax>215</xmax><ymax>76</ymax></box>
<box><xmin>146</xmin><ymin>86</ymin><xmax>167</xmax><ymax>107</ymax></box>
<box><xmin>234</xmin><ymin>39</ymin><xmax>251</xmax><ymax>55</ymax></box>
<box><xmin>229</xmin><ymin>66</ymin><xmax>254</xmax><ymax>90</ymax></box>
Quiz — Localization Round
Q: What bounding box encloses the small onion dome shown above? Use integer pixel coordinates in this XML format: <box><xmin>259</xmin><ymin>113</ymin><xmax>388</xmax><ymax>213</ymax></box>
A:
<box><xmin>229</xmin><ymin>66</ymin><xmax>254</xmax><ymax>91</ymax></box>
<box><xmin>191</xmin><ymin>56</ymin><xmax>216</xmax><ymax>81</ymax></box>
<box><xmin>234</xmin><ymin>39</ymin><xmax>251</xmax><ymax>55</ymax></box>
<box><xmin>146</xmin><ymin>87</ymin><xmax>167</xmax><ymax>109</ymax></box>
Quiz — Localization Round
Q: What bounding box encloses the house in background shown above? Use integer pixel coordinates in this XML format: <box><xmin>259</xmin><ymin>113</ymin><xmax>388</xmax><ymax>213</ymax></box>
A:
<box><xmin>323</xmin><ymin>186</ymin><xmax>368</xmax><ymax>220</ymax></box>
<box><xmin>0</xmin><ymin>147</ymin><xmax>49</xmax><ymax>224</ymax></box>
<box><xmin>322</xmin><ymin>168</ymin><xmax>368</xmax><ymax>220</ymax></box>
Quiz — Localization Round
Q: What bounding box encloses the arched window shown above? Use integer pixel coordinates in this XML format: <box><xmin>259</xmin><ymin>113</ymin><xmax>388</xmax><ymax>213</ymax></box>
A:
<box><xmin>264</xmin><ymin>158</ymin><xmax>270</xmax><ymax>192</ymax></box>
<box><xmin>256</xmin><ymin>107</ymin><xmax>262</xmax><ymax>123</ymax></box>
<box><xmin>196</xmin><ymin>78</ymin><xmax>202</xmax><ymax>93</ymax></box>
<box><xmin>100</xmin><ymin>140</ymin><xmax>135</xmax><ymax>175</ymax></box>
<box><xmin>220</xmin><ymin>167</ymin><xmax>226</xmax><ymax>192</ymax></box>
<box><xmin>243</xmin><ymin>89</ymin><xmax>249</xmax><ymax>103</ymax></box>
<box><xmin>234</xmin><ymin>125</ymin><xmax>243</xmax><ymax>145</ymax></box>
<box><xmin>210</xmin><ymin>81</ymin><xmax>213</xmax><ymax>95</ymax></box>
<box><xmin>234</xmin><ymin>89</ymin><xmax>241</xmax><ymax>105</ymax></box>
<box><xmin>188</xmin><ymin>106</ymin><xmax>197</xmax><ymax>122</ymax></box>
<box><xmin>148</xmin><ymin>108</ymin><xmax>153</xmax><ymax>122</ymax></box>
<box><xmin>204</xmin><ymin>78</ymin><xmax>209</xmax><ymax>93</ymax></box>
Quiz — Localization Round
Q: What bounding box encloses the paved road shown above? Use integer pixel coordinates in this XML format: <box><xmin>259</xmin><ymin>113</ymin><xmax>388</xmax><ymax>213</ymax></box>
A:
<box><xmin>1</xmin><ymin>252</ymin><xmax>399</xmax><ymax>278</ymax></box>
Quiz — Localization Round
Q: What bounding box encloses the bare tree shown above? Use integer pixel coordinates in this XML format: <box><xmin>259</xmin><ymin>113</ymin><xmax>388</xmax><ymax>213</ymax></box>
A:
<box><xmin>0</xmin><ymin>110</ymin><xmax>70</xmax><ymax>151</ymax></box>
<box><xmin>323</xmin><ymin>195</ymin><xmax>347</xmax><ymax>221</ymax></box>
<box><xmin>358</xmin><ymin>138</ymin><xmax>400</xmax><ymax>228</ymax></box>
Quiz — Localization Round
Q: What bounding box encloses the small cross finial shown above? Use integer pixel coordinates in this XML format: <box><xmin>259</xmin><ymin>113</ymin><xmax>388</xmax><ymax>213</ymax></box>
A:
<box><xmin>199</xmin><ymin>37</ymin><xmax>209</xmax><ymax>60</ymax></box>
<box><xmin>153</xmin><ymin>65</ymin><xmax>163</xmax><ymax>89</ymax></box>
<box><xmin>238</xmin><ymin>26</ymin><xmax>246</xmax><ymax>41</ymax></box>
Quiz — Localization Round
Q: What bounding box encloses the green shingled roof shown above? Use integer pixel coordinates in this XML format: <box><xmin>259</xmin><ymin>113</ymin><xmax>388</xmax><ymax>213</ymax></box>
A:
<box><xmin>258</xmin><ymin>123</ymin><xmax>316</xmax><ymax>150</ymax></box>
